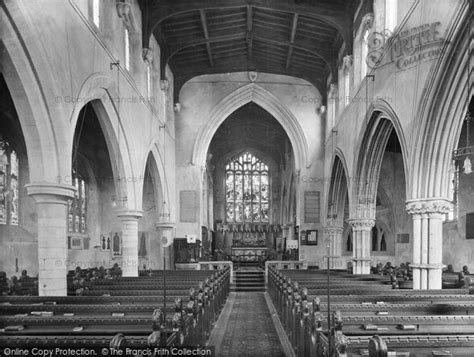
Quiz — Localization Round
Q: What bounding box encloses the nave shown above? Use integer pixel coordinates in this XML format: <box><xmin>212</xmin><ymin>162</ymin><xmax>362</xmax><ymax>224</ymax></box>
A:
<box><xmin>1</xmin><ymin>0</ymin><xmax>473</xmax><ymax>355</ymax></box>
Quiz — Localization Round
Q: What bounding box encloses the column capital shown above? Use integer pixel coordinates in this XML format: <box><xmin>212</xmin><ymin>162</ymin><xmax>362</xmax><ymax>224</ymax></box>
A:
<box><xmin>323</xmin><ymin>226</ymin><xmax>343</xmax><ymax>234</ymax></box>
<box><xmin>155</xmin><ymin>222</ymin><xmax>176</xmax><ymax>230</ymax></box>
<box><xmin>116</xmin><ymin>210</ymin><xmax>143</xmax><ymax>220</ymax></box>
<box><xmin>26</xmin><ymin>182</ymin><xmax>75</xmax><ymax>204</ymax></box>
<box><xmin>348</xmin><ymin>218</ymin><xmax>375</xmax><ymax>230</ymax></box>
<box><xmin>406</xmin><ymin>198</ymin><xmax>452</xmax><ymax>217</ymax></box>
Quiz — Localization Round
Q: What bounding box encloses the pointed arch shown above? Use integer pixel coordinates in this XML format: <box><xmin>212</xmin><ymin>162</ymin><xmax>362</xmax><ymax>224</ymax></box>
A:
<box><xmin>409</xmin><ymin>3</ymin><xmax>471</xmax><ymax>200</ymax></box>
<box><xmin>142</xmin><ymin>142</ymin><xmax>169</xmax><ymax>219</ymax></box>
<box><xmin>1</xmin><ymin>14</ymin><xmax>59</xmax><ymax>183</ymax></box>
<box><xmin>192</xmin><ymin>83</ymin><xmax>310</xmax><ymax>171</ymax></box>
<box><xmin>69</xmin><ymin>73</ymin><xmax>138</xmax><ymax>209</ymax></box>
<box><xmin>326</xmin><ymin>149</ymin><xmax>351</xmax><ymax>226</ymax></box>
<box><xmin>352</xmin><ymin>106</ymin><xmax>408</xmax><ymax>218</ymax></box>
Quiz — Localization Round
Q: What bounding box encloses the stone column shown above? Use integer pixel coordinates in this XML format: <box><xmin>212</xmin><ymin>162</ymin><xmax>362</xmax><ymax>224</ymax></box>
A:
<box><xmin>26</xmin><ymin>183</ymin><xmax>75</xmax><ymax>296</ymax></box>
<box><xmin>117</xmin><ymin>210</ymin><xmax>143</xmax><ymax>277</ymax></box>
<box><xmin>323</xmin><ymin>225</ymin><xmax>344</xmax><ymax>269</ymax></box>
<box><xmin>406</xmin><ymin>199</ymin><xmax>451</xmax><ymax>289</ymax></box>
<box><xmin>348</xmin><ymin>218</ymin><xmax>375</xmax><ymax>274</ymax></box>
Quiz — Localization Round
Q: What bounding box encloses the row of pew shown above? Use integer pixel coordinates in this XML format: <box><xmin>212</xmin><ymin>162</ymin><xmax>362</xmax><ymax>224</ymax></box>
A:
<box><xmin>0</xmin><ymin>268</ymin><xmax>230</xmax><ymax>349</ymax></box>
<box><xmin>268</xmin><ymin>267</ymin><xmax>474</xmax><ymax>356</ymax></box>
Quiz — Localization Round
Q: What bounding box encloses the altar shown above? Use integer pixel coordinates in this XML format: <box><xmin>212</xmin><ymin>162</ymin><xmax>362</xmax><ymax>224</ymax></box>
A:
<box><xmin>231</xmin><ymin>247</ymin><xmax>268</xmax><ymax>263</ymax></box>
<box><xmin>230</xmin><ymin>231</ymin><xmax>269</xmax><ymax>264</ymax></box>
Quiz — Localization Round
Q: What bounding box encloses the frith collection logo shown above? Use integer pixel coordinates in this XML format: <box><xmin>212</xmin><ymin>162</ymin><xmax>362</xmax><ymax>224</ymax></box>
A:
<box><xmin>366</xmin><ymin>22</ymin><xmax>446</xmax><ymax>70</ymax></box>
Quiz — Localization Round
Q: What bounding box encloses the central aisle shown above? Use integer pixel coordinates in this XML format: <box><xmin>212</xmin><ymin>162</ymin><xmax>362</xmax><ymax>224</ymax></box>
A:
<box><xmin>208</xmin><ymin>292</ymin><xmax>293</xmax><ymax>356</ymax></box>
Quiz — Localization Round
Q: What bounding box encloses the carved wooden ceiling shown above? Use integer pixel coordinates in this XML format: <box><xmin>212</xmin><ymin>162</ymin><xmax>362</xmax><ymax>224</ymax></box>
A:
<box><xmin>139</xmin><ymin>0</ymin><xmax>358</xmax><ymax>100</ymax></box>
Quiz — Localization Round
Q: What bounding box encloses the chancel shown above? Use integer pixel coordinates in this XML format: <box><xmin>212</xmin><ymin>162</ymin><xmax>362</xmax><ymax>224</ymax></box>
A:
<box><xmin>0</xmin><ymin>0</ymin><xmax>473</xmax><ymax>355</ymax></box>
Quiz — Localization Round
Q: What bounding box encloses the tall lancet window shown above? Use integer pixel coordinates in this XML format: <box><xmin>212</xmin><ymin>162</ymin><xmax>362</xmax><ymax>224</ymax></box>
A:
<box><xmin>124</xmin><ymin>28</ymin><xmax>130</xmax><ymax>71</ymax></box>
<box><xmin>0</xmin><ymin>138</ymin><xmax>19</xmax><ymax>225</ymax></box>
<box><xmin>225</xmin><ymin>152</ymin><xmax>269</xmax><ymax>222</ymax></box>
<box><xmin>68</xmin><ymin>170</ymin><xmax>87</xmax><ymax>233</ymax></box>
<box><xmin>91</xmin><ymin>0</ymin><xmax>100</xmax><ymax>28</ymax></box>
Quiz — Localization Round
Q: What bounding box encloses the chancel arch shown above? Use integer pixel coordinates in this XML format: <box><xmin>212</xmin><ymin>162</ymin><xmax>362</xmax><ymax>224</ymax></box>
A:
<box><xmin>208</xmin><ymin>102</ymin><xmax>296</xmax><ymax>264</ymax></box>
<box><xmin>192</xmin><ymin>82</ymin><xmax>310</xmax><ymax>171</ymax></box>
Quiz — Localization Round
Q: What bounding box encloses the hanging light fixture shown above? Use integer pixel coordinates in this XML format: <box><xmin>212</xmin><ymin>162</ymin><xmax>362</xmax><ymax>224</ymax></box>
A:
<box><xmin>453</xmin><ymin>36</ymin><xmax>472</xmax><ymax>175</ymax></box>
<box><xmin>453</xmin><ymin>109</ymin><xmax>473</xmax><ymax>175</ymax></box>
<box><xmin>464</xmin><ymin>153</ymin><xmax>472</xmax><ymax>175</ymax></box>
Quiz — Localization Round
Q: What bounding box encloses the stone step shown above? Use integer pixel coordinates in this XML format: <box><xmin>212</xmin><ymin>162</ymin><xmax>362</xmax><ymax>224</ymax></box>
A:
<box><xmin>235</xmin><ymin>277</ymin><xmax>263</xmax><ymax>280</ymax></box>
<box><xmin>230</xmin><ymin>285</ymin><xmax>266</xmax><ymax>292</ymax></box>
<box><xmin>233</xmin><ymin>270</ymin><xmax>265</xmax><ymax>292</ymax></box>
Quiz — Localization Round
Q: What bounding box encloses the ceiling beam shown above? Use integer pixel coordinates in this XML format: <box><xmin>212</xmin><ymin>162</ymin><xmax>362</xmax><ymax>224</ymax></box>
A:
<box><xmin>166</xmin><ymin>32</ymin><xmax>333</xmax><ymax>71</ymax></box>
<box><xmin>246</xmin><ymin>6</ymin><xmax>253</xmax><ymax>61</ymax></box>
<box><xmin>166</xmin><ymin>33</ymin><xmax>247</xmax><ymax>63</ymax></box>
<box><xmin>147</xmin><ymin>1</ymin><xmax>345</xmax><ymax>24</ymax></box>
<box><xmin>254</xmin><ymin>35</ymin><xmax>332</xmax><ymax>67</ymax></box>
<box><xmin>143</xmin><ymin>0</ymin><xmax>351</xmax><ymax>48</ymax></box>
<box><xmin>199</xmin><ymin>9</ymin><xmax>214</xmax><ymax>67</ymax></box>
<box><xmin>286</xmin><ymin>13</ymin><xmax>298</xmax><ymax>69</ymax></box>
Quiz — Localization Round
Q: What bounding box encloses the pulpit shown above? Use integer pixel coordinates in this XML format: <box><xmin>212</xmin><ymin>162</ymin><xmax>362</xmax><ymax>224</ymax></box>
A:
<box><xmin>173</xmin><ymin>238</ymin><xmax>201</xmax><ymax>264</ymax></box>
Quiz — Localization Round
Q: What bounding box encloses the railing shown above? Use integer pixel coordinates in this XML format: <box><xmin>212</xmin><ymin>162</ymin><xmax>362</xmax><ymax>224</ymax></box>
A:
<box><xmin>197</xmin><ymin>261</ymin><xmax>234</xmax><ymax>283</ymax></box>
<box><xmin>265</xmin><ymin>260</ymin><xmax>308</xmax><ymax>283</ymax></box>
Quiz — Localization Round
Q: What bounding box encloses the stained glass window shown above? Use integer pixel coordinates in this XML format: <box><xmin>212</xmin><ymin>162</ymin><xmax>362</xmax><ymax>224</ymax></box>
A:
<box><xmin>68</xmin><ymin>170</ymin><xmax>87</xmax><ymax>233</ymax></box>
<box><xmin>225</xmin><ymin>152</ymin><xmax>269</xmax><ymax>223</ymax></box>
<box><xmin>0</xmin><ymin>139</ymin><xmax>19</xmax><ymax>225</ymax></box>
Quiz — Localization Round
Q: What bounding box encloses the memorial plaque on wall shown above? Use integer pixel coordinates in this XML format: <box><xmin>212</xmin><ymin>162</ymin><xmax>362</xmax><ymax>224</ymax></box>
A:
<box><xmin>307</xmin><ymin>230</ymin><xmax>318</xmax><ymax>245</ymax></box>
<box><xmin>300</xmin><ymin>230</ymin><xmax>308</xmax><ymax>245</ymax></box>
<box><xmin>396</xmin><ymin>233</ymin><xmax>410</xmax><ymax>243</ymax></box>
<box><xmin>180</xmin><ymin>190</ymin><xmax>198</xmax><ymax>222</ymax></box>
<box><xmin>467</xmin><ymin>212</ymin><xmax>474</xmax><ymax>239</ymax></box>
<box><xmin>304</xmin><ymin>191</ymin><xmax>320</xmax><ymax>223</ymax></box>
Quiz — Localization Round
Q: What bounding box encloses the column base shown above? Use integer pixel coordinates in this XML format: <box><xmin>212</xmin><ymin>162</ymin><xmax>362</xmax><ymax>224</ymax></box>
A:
<box><xmin>352</xmin><ymin>258</ymin><xmax>371</xmax><ymax>274</ymax></box>
<box><xmin>329</xmin><ymin>256</ymin><xmax>345</xmax><ymax>269</ymax></box>
<box><xmin>411</xmin><ymin>263</ymin><xmax>445</xmax><ymax>289</ymax></box>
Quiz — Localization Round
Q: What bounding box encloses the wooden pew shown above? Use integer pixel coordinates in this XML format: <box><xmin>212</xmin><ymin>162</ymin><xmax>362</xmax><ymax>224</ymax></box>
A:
<box><xmin>267</xmin><ymin>266</ymin><xmax>474</xmax><ymax>356</ymax></box>
<box><xmin>0</xmin><ymin>267</ymin><xmax>231</xmax><ymax>349</ymax></box>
